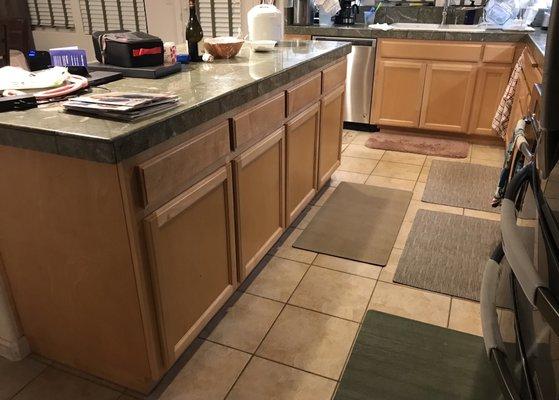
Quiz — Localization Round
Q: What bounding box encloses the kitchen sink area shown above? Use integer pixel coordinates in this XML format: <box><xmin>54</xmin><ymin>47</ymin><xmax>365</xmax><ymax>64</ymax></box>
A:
<box><xmin>390</xmin><ymin>22</ymin><xmax>487</xmax><ymax>32</ymax></box>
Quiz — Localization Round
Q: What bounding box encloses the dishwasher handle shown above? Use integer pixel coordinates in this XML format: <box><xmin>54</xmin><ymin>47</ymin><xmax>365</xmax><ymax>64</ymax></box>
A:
<box><xmin>313</xmin><ymin>36</ymin><xmax>376</xmax><ymax>47</ymax></box>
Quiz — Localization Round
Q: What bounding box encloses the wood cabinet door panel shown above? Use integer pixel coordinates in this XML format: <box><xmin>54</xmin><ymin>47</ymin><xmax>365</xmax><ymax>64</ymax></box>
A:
<box><xmin>419</xmin><ymin>62</ymin><xmax>477</xmax><ymax>133</ymax></box>
<box><xmin>286</xmin><ymin>103</ymin><xmax>319</xmax><ymax>224</ymax></box>
<box><xmin>144</xmin><ymin>165</ymin><xmax>236</xmax><ymax>366</ymax></box>
<box><xmin>468</xmin><ymin>65</ymin><xmax>511</xmax><ymax>135</ymax></box>
<box><xmin>234</xmin><ymin>128</ymin><xmax>285</xmax><ymax>280</ymax></box>
<box><xmin>372</xmin><ymin>59</ymin><xmax>426</xmax><ymax>127</ymax></box>
<box><xmin>318</xmin><ymin>85</ymin><xmax>344</xmax><ymax>188</ymax></box>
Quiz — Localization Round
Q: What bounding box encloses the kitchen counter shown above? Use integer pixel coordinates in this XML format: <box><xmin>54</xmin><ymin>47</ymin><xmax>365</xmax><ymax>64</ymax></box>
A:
<box><xmin>0</xmin><ymin>41</ymin><xmax>350</xmax><ymax>163</ymax></box>
<box><xmin>286</xmin><ymin>24</ymin><xmax>547</xmax><ymax>58</ymax></box>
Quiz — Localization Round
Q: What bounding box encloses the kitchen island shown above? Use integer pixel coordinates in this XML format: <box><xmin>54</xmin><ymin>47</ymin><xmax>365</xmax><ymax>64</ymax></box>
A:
<box><xmin>0</xmin><ymin>41</ymin><xmax>350</xmax><ymax>393</ymax></box>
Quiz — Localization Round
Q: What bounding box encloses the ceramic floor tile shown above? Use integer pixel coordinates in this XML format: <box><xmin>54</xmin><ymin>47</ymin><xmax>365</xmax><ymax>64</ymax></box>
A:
<box><xmin>257</xmin><ymin>305</ymin><xmax>358</xmax><ymax>380</ymax></box>
<box><xmin>448</xmin><ymin>298</ymin><xmax>483</xmax><ymax>336</ymax></box>
<box><xmin>412</xmin><ymin>181</ymin><xmax>426</xmax><ymax>201</ymax></box>
<box><xmin>289</xmin><ymin>266</ymin><xmax>376</xmax><ymax>322</ymax></box>
<box><xmin>342</xmin><ymin>144</ymin><xmax>384</xmax><ymax>160</ymax></box>
<box><xmin>418</xmin><ymin>164</ymin><xmax>431</xmax><ymax>183</ymax></box>
<box><xmin>329</xmin><ymin>170</ymin><xmax>368</xmax><ymax>187</ymax></box>
<box><xmin>342</xmin><ymin>130</ymin><xmax>359</xmax><ymax>144</ymax></box>
<box><xmin>381</xmin><ymin>151</ymin><xmax>426</xmax><ymax>166</ymax></box>
<box><xmin>368</xmin><ymin>282</ymin><xmax>451</xmax><ymax>327</ymax></box>
<box><xmin>244</xmin><ymin>256</ymin><xmax>309</xmax><ymax>302</ymax></box>
<box><xmin>313</xmin><ymin>254</ymin><xmax>381</xmax><ymax>280</ymax></box>
<box><xmin>296</xmin><ymin>206</ymin><xmax>320</xmax><ymax>230</ymax></box>
<box><xmin>12</xmin><ymin>367</ymin><xmax>121</xmax><ymax>400</ymax></box>
<box><xmin>268</xmin><ymin>229</ymin><xmax>317</xmax><ymax>264</ymax></box>
<box><xmin>471</xmin><ymin>144</ymin><xmax>504</xmax><ymax>162</ymax></box>
<box><xmin>312</xmin><ymin>187</ymin><xmax>335</xmax><ymax>207</ymax></box>
<box><xmin>339</xmin><ymin>156</ymin><xmax>378</xmax><ymax>175</ymax></box>
<box><xmin>378</xmin><ymin>248</ymin><xmax>403</xmax><ymax>284</ymax></box>
<box><xmin>372</xmin><ymin>161</ymin><xmax>422</xmax><ymax>181</ymax></box>
<box><xmin>403</xmin><ymin>200</ymin><xmax>463</xmax><ymax>222</ymax></box>
<box><xmin>200</xmin><ymin>293</ymin><xmax>283</xmax><ymax>353</ymax></box>
<box><xmin>463</xmin><ymin>208</ymin><xmax>500</xmax><ymax>221</ymax></box>
<box><xmin>154</xmin><ymin>340</ymin><xmax>250</xmax><ymax>400</ymax></box>
<box><xmin>470</xmin><ymin>158</ymin><xmax>504</xmax><ymax>168</ymax></box>
<box><xmin>425</xmin><ymin>155</ymin><xmax>470</xmax><ymax>165</ymax></box>
<box><xmin>350</xmin><ymin>133</ymin><xmax>373</xmax><ymax>145</ymax></box>
<box><xmin>227</xmin><ymin>357</ymin><xmax>336</xmax><ymax>400</ymax></box>
<box><xmin>364</xmin><ymin>175</ymin><xmax>416</xmax><ymax>192</ymax></box>
<box><xmin>0</xmin><ymin>356</ymin><xmax>48</xmax><ymax>400</ymax></box>
<box><xmin>393</xmin><ymin>220</ymin><xmax>413</xmax><ymax>249</ymax></box>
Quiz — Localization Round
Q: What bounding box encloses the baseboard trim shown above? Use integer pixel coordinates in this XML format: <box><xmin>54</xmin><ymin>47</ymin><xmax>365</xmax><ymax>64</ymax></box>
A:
<box><xmin>0</xmin><ymin>335</ymin><xmax>30</xmax><ymax>361</ymax></box>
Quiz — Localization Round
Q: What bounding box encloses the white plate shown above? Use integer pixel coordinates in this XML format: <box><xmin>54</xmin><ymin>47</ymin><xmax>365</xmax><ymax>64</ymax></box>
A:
<box><xmin>250</xmin><ymin>40</ymin><xmax>277</xmax><ymax>52</ymax></box>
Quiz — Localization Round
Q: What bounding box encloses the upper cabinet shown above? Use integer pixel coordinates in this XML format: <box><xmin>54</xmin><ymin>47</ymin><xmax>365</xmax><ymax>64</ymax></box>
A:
<box><xmin>420</xmin><ymin>62</ymin><xmax>477</xmax><ymax>132</ymax></box>
<box><xmin>372</xmin><ymin>39</ymin><xmax>517</xmax><ymax>136</ymax></box>
<box><xmin>372</xmin><ymin>59</ymin><xmax>426</xmax><ymax>128</ymax></box>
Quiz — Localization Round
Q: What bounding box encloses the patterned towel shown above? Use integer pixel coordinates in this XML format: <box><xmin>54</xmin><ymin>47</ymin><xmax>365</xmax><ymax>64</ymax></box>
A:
<box><xmin>492</xmin><ymin>54</ymin><xmax>524</xmax><ymax>139</ymax></box>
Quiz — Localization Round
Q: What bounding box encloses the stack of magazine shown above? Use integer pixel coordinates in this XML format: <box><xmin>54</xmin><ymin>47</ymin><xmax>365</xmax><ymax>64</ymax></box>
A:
<box><xmin>63</xmin><ymin>92</ymin><xmax>180</xmax><ymax>121</ymax></box>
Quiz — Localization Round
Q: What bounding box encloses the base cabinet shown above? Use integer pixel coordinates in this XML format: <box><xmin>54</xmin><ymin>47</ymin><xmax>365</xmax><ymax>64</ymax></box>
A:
<box><xmin>419</xmin><ymin>62</ymin><xmax>477</xmax><ymax>132</ymax></box>
<box><xmin>234</xmin><ymin>127</ymin><xmax>286</xmax><ymax>280</ymax></box>
<box><xmin>372</xmin><ymin>59</ymin><xmax>426</xmax><ymax>128</ymax></box>
<box><xmin>144</xmin><ymin>165</ymin><xmax>236</xmax><ymax>366</ymax></box>
<box><xmin>318</xmin><ymin>85</ymin><xmax>344</xmax><ymax>188</ymax></box>
<box><xmin>286</xmin><ymin>103</ymin><xmax>320</xmax><ymax>224</ymax></box>
<box><xmin>469</xmin><ymin>65</ymin><xmax>511</xmax><ymax>135</ymax></box>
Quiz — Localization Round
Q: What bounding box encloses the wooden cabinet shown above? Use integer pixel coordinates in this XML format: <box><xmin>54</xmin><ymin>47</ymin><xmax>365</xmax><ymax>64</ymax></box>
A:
<box><xmin>318</xmin><ymin>84</ymin><xmax>344</xmax><ymax>188</ymax></box>
<box><xmin>144</xmin><ymin>165</ymin><xmax>236</xmax><ymax>366</ymax></box>
<box><xmin>234</xmin><ymin>127</ymin><xmax>285</xmax><ymax>280</ymax></box>
<box><xmin>372</xmin><ymin>39</ymin><xmax>518</xmax><ymax>135</ymax></box>
<box><xmin>469</xmin><ymin>65</ymin><xmax>511</xmax><ymax>135</ymax></box>
<box><xmin>372</xmin><ymin>59</ymin><xmax>426</xmax><ymax>128</ymax></box>
<box><xmin>286</xmin><ymin>103</ymin><xmax>319</xmax><ymax>224</ymax></box>
<box><xmin>419</xmin><ymin>62</ymin><xmax>477</xmax><ymax>132</ymax></box>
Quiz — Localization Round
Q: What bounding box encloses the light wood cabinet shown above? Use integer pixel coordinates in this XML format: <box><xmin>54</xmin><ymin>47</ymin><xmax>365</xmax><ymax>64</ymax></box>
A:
<box><xmin>234</xmin><ymin>127</ymin><xmax>286</xmax><ymax>280</ymax></box>
<box><xmin>419</xmin><ymin>62</ymin><xmax>477</xmax><ymax>132</ymax></box>
<box><xmin>371</xmin><ymin>59</ymin><xmax>426</xmax><ymax>128</ymax></box>
<box><xmin>144</xmin><ymin>165</ymin><xmax>236</xmax><ymax>366</ymax></box>
<box><xmin>286</xmin><ymin>103</ymin><xmax>320</xmax><ymax>224</ymax></box>
<box><xmin>469</xmin><ymin>65</ymin><xmax>511</xmax><ymax>135</ymax></box>
<box><xmin>318</xmin><ymin>84</ymin><xmax>344</xmax><ymax>188</ymax></box>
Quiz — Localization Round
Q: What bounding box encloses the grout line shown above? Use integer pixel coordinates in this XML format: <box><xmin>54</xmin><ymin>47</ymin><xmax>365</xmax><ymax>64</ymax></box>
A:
<box><xmin>8</xmin><ymin>365</ymin><xmax>50</xmax><ymax>400</ymax></box>
<box><xmin>446</xmin><ymin>297</ymin><xmax>454</xmax><ymax>329</ymax></box>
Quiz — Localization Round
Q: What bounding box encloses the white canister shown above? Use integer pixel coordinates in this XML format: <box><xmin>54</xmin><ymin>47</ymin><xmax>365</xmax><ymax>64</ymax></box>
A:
<box><xmin>247</xmin><ymin>4</ymin><xmax>284</xmax><ymax>42</ymax></box>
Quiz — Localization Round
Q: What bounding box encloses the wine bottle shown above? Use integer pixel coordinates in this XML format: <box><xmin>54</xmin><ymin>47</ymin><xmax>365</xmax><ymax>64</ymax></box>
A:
<box><xmin>186</xmin><ymin>0</ymin><xmax>203</xmax><ymax>62</ymax></box>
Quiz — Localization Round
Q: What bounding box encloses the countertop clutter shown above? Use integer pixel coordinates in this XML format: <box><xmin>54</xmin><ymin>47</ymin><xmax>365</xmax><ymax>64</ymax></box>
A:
<box><xmin>0</xmin><ymin>41</ymin><xmax>349</xmax><ymax>163</ymax></box>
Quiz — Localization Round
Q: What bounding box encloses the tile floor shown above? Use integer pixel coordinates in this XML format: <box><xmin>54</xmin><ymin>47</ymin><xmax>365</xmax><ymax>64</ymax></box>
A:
<box><xmin>1</xmin><ymin>130</ymin><xmax>505</xmax><ymax>400</ymax></box>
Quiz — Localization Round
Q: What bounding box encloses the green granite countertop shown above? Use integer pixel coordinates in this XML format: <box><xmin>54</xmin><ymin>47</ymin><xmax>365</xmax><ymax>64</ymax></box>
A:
<box><xmin>0</xmin><ymin>41</ymin><xmax>350</xmax><ymax>163</ymax></box>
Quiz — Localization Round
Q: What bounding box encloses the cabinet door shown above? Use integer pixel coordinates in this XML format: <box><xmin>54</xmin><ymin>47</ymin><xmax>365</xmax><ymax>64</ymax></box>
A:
<box><xmin>286</xmin><ymin>103</ymin><xmax>320</xmax><ymax>225</ymax></box>
<box><xmin>144</xmin><ymin>165</ymin><xmax>236</xmax><ymax>366</ymax></box>
<box><xmin>468</xmin><ymin>65</ymin><xmax>511</xmax><ymax>135</ymax></box>
<box><xmin>419</xmin><ymin>62</ymin><xmax>477</xmax><ymax>133</ymax></box>
<box><xmin>318</xmin><ymin>85</ymin><xmax>344</xmax><ymax>189</ymax></box>
<box><xmin>505</xmin><ymin>74</ymin><xmax>530</xmax><ymax>143</ymax></box>
<box><xmin>234</xmin><ymin>127</ymin><xmax>285</xmax><ymax>280</ymax></box>
<box><xmin>371</xmin><ymin>59</ymin><xmax>426</xmax><ymax>127</ymax></box>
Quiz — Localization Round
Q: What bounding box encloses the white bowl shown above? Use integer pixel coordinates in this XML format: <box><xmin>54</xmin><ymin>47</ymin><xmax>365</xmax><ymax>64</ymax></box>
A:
<box><xmin>250</xmin><ymin>40</ymin><xmax>277</xmax><ymax>52</ymax></box>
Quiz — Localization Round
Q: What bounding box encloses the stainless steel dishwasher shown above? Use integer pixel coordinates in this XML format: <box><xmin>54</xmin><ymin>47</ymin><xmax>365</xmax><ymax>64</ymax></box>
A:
<box><xmin>314</xmin><ymin>36</ymin><xmax>376</xmax><ymax>126</ymax></box>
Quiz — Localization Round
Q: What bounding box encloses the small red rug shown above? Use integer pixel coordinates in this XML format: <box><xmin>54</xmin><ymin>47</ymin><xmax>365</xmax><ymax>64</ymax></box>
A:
<box><xmin>365</xmin><ymin>132</ymin><xmax>470</xmax><ymax>158</ymax></box>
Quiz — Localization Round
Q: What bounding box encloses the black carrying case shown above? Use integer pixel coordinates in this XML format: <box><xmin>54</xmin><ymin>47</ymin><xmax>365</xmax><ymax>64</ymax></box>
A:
<box><xmin>92</xmin><ymin>31</ymin><xmax>164</xmax><ymax>68</ymax></box>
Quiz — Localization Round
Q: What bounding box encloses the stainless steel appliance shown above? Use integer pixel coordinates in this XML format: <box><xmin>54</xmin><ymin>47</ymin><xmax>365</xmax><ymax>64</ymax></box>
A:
<box><xmin>314</xmin><ymin>36</ymin><xmax>376</xmax><ymax>126</ymax></box>
<box><xmin>481</xmin><ymin>3</ymin><xmax>559</xmax><ymax>397</ymax></box>
<box><xmin>293</xmin><ymin>0</ymin><xmax>315</xmax><ymax>25</ymax></box>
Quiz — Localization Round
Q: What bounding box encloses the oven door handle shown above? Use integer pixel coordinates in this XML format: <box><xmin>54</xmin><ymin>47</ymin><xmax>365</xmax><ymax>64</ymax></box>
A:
<box><xmin>480</xmin><ymin>246</ymin><xmax>522</xmax><ymax>400</ymax></box>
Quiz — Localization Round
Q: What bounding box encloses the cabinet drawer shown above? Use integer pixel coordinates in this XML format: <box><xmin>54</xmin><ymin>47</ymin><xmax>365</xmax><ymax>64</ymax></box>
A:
<box><xmin>233</xmin><ymin>92</ymin><xmax>285</xmax><ymax>149</ymax></box>
<box><xmin>379</xmin><ymin>40</ymin><xmax>482</xmax><ymax>62</ymax></box>
<box><xmin>138</xmin><ymin>121</ymin><xmax>230</xmax><ymax>208</ymax></box>
<box><xmin>286</xmin><ymin>74</ymin><xmax>321</xmax><ymax>116</ymax></box>
<box><xmin>521</xmin><ymin>49</ymin><xmax>542</xmax><ymax>91</ymax></box>
<box><xmin>322</xmin><ymin>60</ymin><xmax>347</xmax><ymax>94</ymax></box>
<box><xmin>482</xmin><ymin>44</ymin><xmax>516</xmax><ymax>64</ymax></box>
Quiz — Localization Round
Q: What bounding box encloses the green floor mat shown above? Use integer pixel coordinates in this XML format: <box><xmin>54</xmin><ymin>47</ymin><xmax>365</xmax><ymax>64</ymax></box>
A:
<box><xmin>335</xmin><ymin>311</ymin><xmax>500</xmax><ymax>400</ymax></box>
